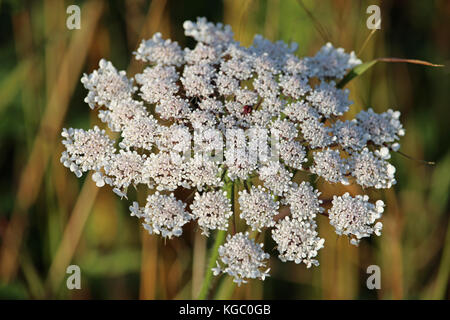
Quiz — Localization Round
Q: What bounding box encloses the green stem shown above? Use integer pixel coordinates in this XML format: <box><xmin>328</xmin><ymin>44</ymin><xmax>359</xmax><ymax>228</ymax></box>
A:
<box><xmin>197</xmin><ymin>229</ymin><xmax>226</xmax><ymax>300</ymax></box>
<box><xmin>197</xmin><ymin>181</ymin><xmax>234</xmax><ymax>300</ymax></box>
<box><xmin>214</xmin><ymin>276</ymin><xmax>236</xmax><ymax>300</ymax></box>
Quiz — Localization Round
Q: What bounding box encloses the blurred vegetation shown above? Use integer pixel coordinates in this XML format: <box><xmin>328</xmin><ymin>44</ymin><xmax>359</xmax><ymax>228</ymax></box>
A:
<box><xmin>0</xmin><ymin>0</ymin><xmax>448</xmax><ymax>300</ymax></box>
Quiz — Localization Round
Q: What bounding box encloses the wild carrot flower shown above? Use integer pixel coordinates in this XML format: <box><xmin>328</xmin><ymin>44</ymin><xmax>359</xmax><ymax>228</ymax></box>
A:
<box><xmin>328</xmin><ymin>193</ymin><xmax>384</xmax><ymax>245</ymax></box>
<box><xmin>61</xmin><ymin>17</ymin><xmax>405</xmax><ymax>285</ymax></box>
<box><xmin>238</xmin><ymin>186</ymin><xmax>278</xmax><ymax>231</ymax></box>
<box><xmin>134</xmin><ymin>192</ymin><xmax>192</xmax><ymax>239</ymax></box>
<box><xmin>213</xmin><ymin>232</ymin><xmax>270</xmax><ymax>286</ymax></box>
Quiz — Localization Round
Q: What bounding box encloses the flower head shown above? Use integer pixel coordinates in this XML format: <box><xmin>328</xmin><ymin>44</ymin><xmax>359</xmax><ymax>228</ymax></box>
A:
<box><xmin>134</xmin><ymin>32</ymin><xmax>184</xmax><ymax>66</ymax></box>
<box><xmin>61</xmin><ymin>126</ymin><xmax>115</xmax><ymax>177</ymax></box>
<box><xmin>139</xmin><ymin>192</ymin><xmax>192</xmax><ymax>238</ymax></box>
<box><xmin>81</xmin><ymin>59</ymin><xmax>135</xmax><ymax>109</ymax></box>
<box><xmin>190</xmin><ymin>190</ymin><xmax>232</xmax><ymax>236</ymax></box>
<box><xmin>284</xmin><ymin>182</ymin><xmax>324</xmax><ymax>221</ymax></box>
<box><xmin>329</xmin><ymin>193</ymin><xmax>384</xmax><ymax>245</ymax></box>
<box><xmin>356</xmin><ymin>108</ymin><xmax>405</xmax><ymax>146</ymax></box>
<box><xmin>349</xmin><ymin>148</ymin><xmax>396</xmax><ymax>189</ymax></box>
<box><xmin>310</xmin><ymin>148</ymin><xmax>350</xmax><ymax>185</ymax></box>
<box><xmin>238</xmin><ymin>186</ymin><xmax>278</xmax><ymax>231</ymax></box>
<box><xmin>272</xmin><ymin>216</ymin><xmax>325</xmax><ymax>267</ymax></box>
<box><xmin>62</xmin><ymin>17</ymin><xmax>406</xmax><ymax>284</ymax></box>
<box><xmin>306</xmin><ymin>42</ymin><xmax>361</xmax><ymax>79</ymax></box>
<box><xmin>213</xmin><ymin>232</ymin><xmax>270</xmax><ymax>286</ymax></box>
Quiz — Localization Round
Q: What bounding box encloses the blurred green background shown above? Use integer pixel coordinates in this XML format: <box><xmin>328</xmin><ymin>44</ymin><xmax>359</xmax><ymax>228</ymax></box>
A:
<box><xmin>0</xmin><ymin>0</ymin><xmax>448</xmax><ymax>299</ymax></box>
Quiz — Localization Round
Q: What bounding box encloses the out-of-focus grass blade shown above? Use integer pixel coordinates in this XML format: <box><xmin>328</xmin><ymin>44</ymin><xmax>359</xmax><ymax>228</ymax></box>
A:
<box><xmin>376</xmin><ymin>57</ymin><xmax>444</xmax><ymax>67</ymax></box>
<box><xmin>429</xmin><ymin>153</ymin><xmax>450</xmax><ymax>214</ymax></box>
<box><xmin>20</xmin><ymin>251</ymin><xmax>45</xmax><ymax>299</ymax></box>
<box><xmin>296</xmin><ymin>0</ymin><xmax>331</xmax><ymax>43</ymax></box>
<box><xmin>0</xmin><ymin>282</ymin><xmax>28</xmax><ymax>299</ymax></box>
<box><xmin>337</xmin><ymin>60</ymin><xmax>378</xmax><ymax>89</ymax></box>
<box><xmin>338</xmin><ymin>58</ymin><xmax>444</xmax><ymax>88</ymax></box>
<box><xmin>78</xmin><ymin>248</ymin><xmax>142</xmax><ymax>277</ymax></box>
<box><xmin>422</xmin><ymin>220</ymin><xmax>450</xmax><ymax>299</ymax></box>
<box><xmin>214</xmin><ymin>276</ymin><xmax>236</xmax><ymax>299</ymax></box>
<box><xmin>0</xmin><ymin>60</ymin><xmax>30</xmax><ymax>116</ymax></box>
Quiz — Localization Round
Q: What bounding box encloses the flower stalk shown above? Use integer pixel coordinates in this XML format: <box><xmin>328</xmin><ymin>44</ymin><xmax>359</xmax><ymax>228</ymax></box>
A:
<box><xmin>197</xmin><ymin>229</ymin><xmax>227</xmax><ymax>299</ymax></box>
<box><xmin>197</xmin><ymin>180</ymin><xmax>234</xmax><ymax>300</ymax></box>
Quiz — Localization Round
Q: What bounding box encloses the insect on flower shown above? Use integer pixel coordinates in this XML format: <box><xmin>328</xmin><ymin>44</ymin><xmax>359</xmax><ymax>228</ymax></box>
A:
<box><xmin>242</xmin><ymin>105</ymin><xmax>252</xmax><ymax>115</ymax></box>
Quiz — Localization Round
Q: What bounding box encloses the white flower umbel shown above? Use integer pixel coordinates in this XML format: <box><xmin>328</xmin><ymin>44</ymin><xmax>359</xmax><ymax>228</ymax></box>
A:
<box><xmin>306</xmin><ymin>42</ymin><xmax>361</xmax><ymax>79</ymax></box>
<box><xmin>189</xmin><ymin>110</ymin><xmax>217</xmax><ymax>130</ymax></box>
<box><xmin>279</xmin><ymin>73</ymin><xmax>311</xmax><ymax>99</ymax></box>
<box><xmin>213</xmin><ymin>232</ymin><xmax>270</xmax><ymax>286</ymax></box>
<box><xmin>306</xmin><ymin>81</ymin><xmax>352</xmax><ymax>117</ymax></box>
<box><xmin>299</xmin><ymin>117</ymin><xmax>335</xmax><ymax>149</ymax></box>
<box><xmin>134</xmin><ymin>32</ymin><xmax>184</xmax><ymax>66</ymax></box>
<box><xmin>139</xmin><ymin>192</ymin><xmax>192</xmax><ymax>239</ymax></box>
<box><xmin>279</xmin><ymin>140</ymin><xmax>307</xmax><ymax>170</ymax></box>
<box><xmin>135</xmin><ymin>65</ymin><xmax>179</xmax><ymax>104</ymax></box>
<box><xmin>181</xmin><ymin>63</ymin><xmax>216</xmax><ymax>97</ymax></box>
<box><xmin>182</xmin><ymin>155</ymin><xmax>223</xmax><ymax>191</ymax></box>
<box><xmin>224</xmin><ymin>128</ymin><xmax>256</xmax><ymax>180</ymax></box>
<box><xmin>238</xmin><ymin>186</ymin><xmax>278</xmax><ymax>231</ymax></box>
<box><xmin>349</xmin><ymin>148</ymin><xmax>396</xmax><ymax>189</ymax></box>
<box><xmin>310</xmin><ymin>148</ymin><xmax>350</xmax><ymax>185</ymax></box>
<box><xmin>154</xmin><ymin>124</ymin><xmax>191</xmax><ymax>154</ymax></box>
<box><xmin>258</xmin><ymin>161</ymin><xmax>293</xmax><ymax>196</ymax></box>
<box><xmin>271</xmin><ymin>118</ymin><xmax>298</xmax><ymax>141</ymax></box>
<box><xmin>216</xmin><ymin>71</ymin><xmax>239</xmax><ymax>96</ymax></box>
<box><xmin>120</xmin><ymin>115</ymin><xmax>158</xmax><ymax>151</ymax></box>
<box><xmin>250</xmin><ymin>34</ymin><xmax>297</xmax><ymax>69</ymax></box>
<box><xmin>284</xmin><ymin>182</ymin><xmax>324</xmax><ymax>221</ymax></box>
<box><xmin>104</xmin><ymin>150</ymin><xmax>146</xmax><ymax>196</ymax></box>
<box><xmin>98</xmin><ymin>98</ymin><xmax>148</xmax><ymax>132</ymax></box>
<box><xmin>183</xmin><ymin>17</ymin><xmax>234</xmax><ymax>49</ymax></box>
<box><xmin>332</xmin><ymin>119</ymin><xmax>368</xmax><ymax>151</ymax></box>
<box><xmin>328</xmin><ymin>193</ymin><xmax>384</xmax><ymax>245</ymax></box>
<box><xmin>155</xmin><ymin>95</ymin><xmax>190</xmax><ymax>121</ymax></box>
<box><xmin>220</xmin><ymin>45</ymin><xmax>254</xmax><ymax>80</ymax></box>
<box><xmin>143</xmin><ymin>152</ymin><xmax>184</xmax><ymax>191</ymax></box>
<box><xmin>81</xmin><ymin>59</ymin><xmax>135</xmax><ymax>109</ymax></box>
<box><xmin>198</xmin><ymin>98</ymin><xmax>224</xmax><ymax>114</ymax></box>
<box><xmin>185</xmin><ymin>42</ymin><xmax>221</xmax><ymax>65</ymax></box>
<box><xmin>356</xmin><ymin>108</ymin><xmax>405</xmax><ymax>146</ymax></box>
<box><xmin>61</xmin><ymin>126</ymin><xmax>115</xmax><ymax>177</ymax></box>
<box><xmin>62</xmin><ymin>17</ymin><xmax>407</xmax><ymax>285</ymax></box>
<box><xmin>190</xmin><ymin>190</ymin><xmax>232</xmax><ymax>236</ymax></box>
<box><xmin>272</xmin><ymin>216</ymin><xmax>325</xmax><ymax>268</ymax></box>
<box><xmin>283</xmin><ymin>100</ymin><xmax>320</xmax><ymax>123</ymax></box>
<box><xmin>253</xmin><ymin>71</ymin><xmax>279</xmax><ymax>100</ymax></box>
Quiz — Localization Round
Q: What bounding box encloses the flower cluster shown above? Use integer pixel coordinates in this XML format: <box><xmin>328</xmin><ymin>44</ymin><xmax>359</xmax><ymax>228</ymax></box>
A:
<box><xmin>190</xmin><ymin>190</ymin><xmax>233</xmax><ymax>236</ymax></box>
<box><xmin>328</xmin><ymin>193</ymin><xmax>384</xmax><ymax>245</ymax></box>
<box><xmin>61</xmin><ymin>17</ymin><xmax>405</xmax><ymax>285</ymax></box>
<box><xmin>130</xmin><ymin>192</ymin><xmax>192</xmax><ymax>239</ymax></box>
<box><xmin>213</xmin><ymin>232</ymin><xmax>270</xmax><ymax>286</ymax></box>
<box><xmin>272</xmin><ymin>216</ymin><xmax>325</xmax><ymax>267</ymax></box>
<box><xmin>238</xmin><ymin>186</ymin><xmax>278</xmax><ymax>231</ymax></box>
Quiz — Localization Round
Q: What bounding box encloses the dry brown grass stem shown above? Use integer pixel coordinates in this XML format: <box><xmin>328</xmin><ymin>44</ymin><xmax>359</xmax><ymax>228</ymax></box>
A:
<box><xmin>0</xmin><ymin>0</ymin><xmax>104</xmax><ymax>283</ymax></box>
